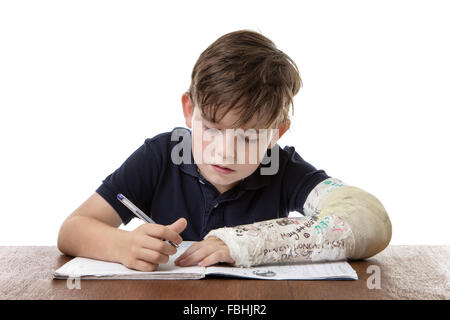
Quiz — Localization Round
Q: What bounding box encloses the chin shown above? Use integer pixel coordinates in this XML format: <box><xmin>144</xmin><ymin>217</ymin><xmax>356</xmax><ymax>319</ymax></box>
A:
<box><xmin>208</xmin><ymin>174</ymin><xmax>234</xmax><ymax>183</ymax></box>
<box><xmin>209</xmin><ymin>173</ymin><xmax>239</xmax><ymax>185</ymax></box>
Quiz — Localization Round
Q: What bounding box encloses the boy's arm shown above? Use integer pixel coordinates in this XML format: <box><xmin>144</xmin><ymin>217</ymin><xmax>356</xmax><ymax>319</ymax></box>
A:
<box><xmin>57</xmin><ymin>192</ymin><xmax>130</xmax><ymax>263</ymax></box>
<box><xmin>58</xmin><ymin>192</ymin><xmax>185</xmax><ymax>271</ymax></box>
<box><xmin>204</xmin><ymin>178</ymin><xmax>392</xmax><ymax>267</ymax></box>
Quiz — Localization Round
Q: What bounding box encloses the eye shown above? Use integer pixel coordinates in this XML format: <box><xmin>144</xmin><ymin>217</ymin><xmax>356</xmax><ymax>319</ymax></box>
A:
<box><xmin>244</xmin><ymin>136</ymin><xmax>258</xmax><ymax>143</ymax></box>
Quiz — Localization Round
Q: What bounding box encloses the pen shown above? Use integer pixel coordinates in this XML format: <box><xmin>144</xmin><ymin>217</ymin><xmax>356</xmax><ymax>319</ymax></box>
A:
<box><xmin>116</xmin><ymin>193</ymin><xmax>179</xmax><ymax>248</ymax></box>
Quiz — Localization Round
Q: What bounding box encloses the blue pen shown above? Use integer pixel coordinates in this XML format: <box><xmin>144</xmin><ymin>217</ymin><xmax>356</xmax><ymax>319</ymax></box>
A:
<box><xmin>116</xmin><ymin>193</ymin><xmax>179</xmax><ymax>248</ymax></box>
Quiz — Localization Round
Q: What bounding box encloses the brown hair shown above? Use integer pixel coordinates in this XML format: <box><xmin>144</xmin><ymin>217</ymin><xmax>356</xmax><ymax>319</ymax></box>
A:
<box><xmin>188</xmin><ymin>29</ymin><xmax>302</xmax><ymax>129</ymax></box>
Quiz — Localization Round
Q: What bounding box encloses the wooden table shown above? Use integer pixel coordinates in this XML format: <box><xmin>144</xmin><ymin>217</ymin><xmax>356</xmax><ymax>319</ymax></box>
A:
<box><xmin>1</xmin><ymin>245</ymin><xmax>448</xmax><ymax>300</ymax></box>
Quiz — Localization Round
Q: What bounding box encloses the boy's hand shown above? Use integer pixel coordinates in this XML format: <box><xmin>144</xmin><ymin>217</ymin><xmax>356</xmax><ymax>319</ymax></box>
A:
<box><xmin>120</xmin><ymin>218</ymin><xmax>187</xmax><ymax>272</ymax></box>
<box><xmin>174</xmin><ymin>236</ymin><xmax>235</xmax><ymax>267</ymax></box>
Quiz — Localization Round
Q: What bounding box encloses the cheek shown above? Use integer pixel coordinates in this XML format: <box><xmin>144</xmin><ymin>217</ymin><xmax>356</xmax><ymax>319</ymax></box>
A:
<box><xmin>192</xmin><ymin>129</ymin><xmax>204</xmax><ymax>150</ymax></box>
<box><xmin>191</xmin><ymin>128</ymin><xmax>205</xmax><ymax>165</ymax></box>
<box><xmin>241</xmin><ymin>145</ymin><xmax>261</xmax><ymax>170</ymax></box>
<box><xmin>202</xmin><ymin>136</ymin><xmax>210</xmax><ymax>150</ymax></box>
<box><xmin>244</xmin><ymin>142</ymin><xmax>266</xmax><ymax>164</ymax></box>
<box><xmin>192</xmin><ymin>129</ymin><xmax>214</xmax><ymax>164</ymax></box>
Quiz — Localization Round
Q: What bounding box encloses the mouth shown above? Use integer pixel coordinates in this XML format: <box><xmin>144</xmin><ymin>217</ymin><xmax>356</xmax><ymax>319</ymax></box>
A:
<box><xmin>211</xmin><ymin>164</ymin><xmax>235</xmax><ymax>174</ymax></box>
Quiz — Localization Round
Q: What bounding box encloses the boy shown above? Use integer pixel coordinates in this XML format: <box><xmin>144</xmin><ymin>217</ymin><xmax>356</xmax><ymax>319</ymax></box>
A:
<box><xmin>57</xmin><ymin>30</ymin><xmax>392</xmax><ymax>271</ymax></box>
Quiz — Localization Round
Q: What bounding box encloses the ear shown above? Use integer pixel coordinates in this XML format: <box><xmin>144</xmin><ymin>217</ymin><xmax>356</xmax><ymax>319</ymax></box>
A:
<box><xmin>181</xmin><ymin>92</ymin><xmax>194</xmax><ymax>129</ymax></box>
<box><xmin>267</xmin><ymin>121</ymin><xmax>289</xmax><ymax>149</ymax></box>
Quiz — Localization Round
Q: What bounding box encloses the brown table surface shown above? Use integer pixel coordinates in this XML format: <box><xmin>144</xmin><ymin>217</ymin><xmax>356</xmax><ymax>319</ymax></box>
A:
<box><xmin>1</xmin><ymin>245</ymin><xmax>448</xmax><ymax>300</ymax></box>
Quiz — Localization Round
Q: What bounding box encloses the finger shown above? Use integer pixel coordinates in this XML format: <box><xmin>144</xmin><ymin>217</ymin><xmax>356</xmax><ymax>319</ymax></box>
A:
<box><xmin>142</xmin><ymin>224</ymin><xmax>183</xmax><ymax>245</ymax></box>
<box><xmin>137</xmin><ymin>247</ymin><xmax>170</xmax><ymax>265</ymax></box>
<box><xmin>167</xmin><ymin>218</ymin><xmax>188</xmax><ymax>234</ymax></box>
<box><xmin>198</xmin><ymin>251</ymin><xmax>223</xmax><ymax>267</ymax></box>
<box><xmin>141</xmin><ymin>236</ymin><xmax>177</xmax><ymax>256</ymax></box>
<box><xmin>174</xmin><ymin>243</ymin><xmax>202</xmax><ymax>263</ymax></box>
<box><xmin>176</xmin><ymin>246</ymin><xmax>214</xmax><ymax>267</ymax></box>
<box><xmin>131</xmin><ymin>259</ymin><xmax>158</xmax><ymax>272</ymax></box>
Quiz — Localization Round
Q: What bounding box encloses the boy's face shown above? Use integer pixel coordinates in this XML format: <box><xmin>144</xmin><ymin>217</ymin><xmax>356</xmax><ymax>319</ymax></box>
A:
<box><xmin>182</xmin><ymin>93</ymin><xmax>287</xmax><ymax>194</ymax></box>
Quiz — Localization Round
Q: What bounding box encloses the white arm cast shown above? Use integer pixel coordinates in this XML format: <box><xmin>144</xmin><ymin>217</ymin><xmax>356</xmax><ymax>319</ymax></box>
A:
<box><xmin>204</xmin><ymin>178</ymin><xmax>392</xmax><ymax>267</ymax></box>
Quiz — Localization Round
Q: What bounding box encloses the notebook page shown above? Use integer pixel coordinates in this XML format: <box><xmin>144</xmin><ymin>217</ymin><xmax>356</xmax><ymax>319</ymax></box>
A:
<box><xmin>53</xmin><ymin>241</ymin><xmax>205</xmax><ymax>279</ymax></box>
<box><xmin>205</xmin><ymin>260</ymin><xmax>358</xmax><ymax>280</ymax></box>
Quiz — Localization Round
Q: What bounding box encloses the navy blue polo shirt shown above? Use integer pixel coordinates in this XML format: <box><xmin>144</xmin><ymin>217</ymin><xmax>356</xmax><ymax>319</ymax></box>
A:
<box><xmin>95</xmin><ymin>127</ymin><xmax>330</xmax><ymax>241</ymax></box>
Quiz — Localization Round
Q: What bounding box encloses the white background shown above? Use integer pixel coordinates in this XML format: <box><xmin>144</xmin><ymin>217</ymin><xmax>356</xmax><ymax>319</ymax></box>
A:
<box><xmin>0</xmin><ymin>0</ymin><xmax>449</xmax><ymax>245</ymax></box>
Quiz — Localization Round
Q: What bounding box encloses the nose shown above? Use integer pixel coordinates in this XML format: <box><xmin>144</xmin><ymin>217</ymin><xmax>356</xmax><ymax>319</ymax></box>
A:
<box><xmin>215</xmin><ymin>130</ymin><xmax>235</xmax><ymax>163</ymax></box>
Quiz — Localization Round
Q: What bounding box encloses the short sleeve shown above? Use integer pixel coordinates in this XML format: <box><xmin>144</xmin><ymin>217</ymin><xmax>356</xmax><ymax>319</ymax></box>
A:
<box><xmin>95</xmin><ymin>138</ymin><xmax>163</xmax><ymax>225</ymax></box>
<box><xmin>282</xmin><ymin>146</ymin><xmax>330</xmax><ymax>214</ymax></box>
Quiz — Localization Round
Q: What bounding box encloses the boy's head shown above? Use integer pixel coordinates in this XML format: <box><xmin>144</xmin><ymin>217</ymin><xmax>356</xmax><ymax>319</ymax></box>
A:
<box><xmin>181</xmin><ymin>30</ymin><xmax>302</xmax><ymax>194</ymax></box>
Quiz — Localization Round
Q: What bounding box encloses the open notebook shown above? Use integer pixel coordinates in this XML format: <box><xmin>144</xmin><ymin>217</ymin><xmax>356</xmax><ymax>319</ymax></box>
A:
<box><xmin>53</xmin><ymin>241</ymin><xmax>358</xmax><ymax>280</ymax></box>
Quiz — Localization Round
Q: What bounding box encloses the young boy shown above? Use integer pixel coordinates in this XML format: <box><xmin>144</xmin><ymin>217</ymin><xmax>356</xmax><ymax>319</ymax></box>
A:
<box><xmin>57</xmin><ymin>30</ymin><xmax>392</xmax><ymax>271</ymax></box>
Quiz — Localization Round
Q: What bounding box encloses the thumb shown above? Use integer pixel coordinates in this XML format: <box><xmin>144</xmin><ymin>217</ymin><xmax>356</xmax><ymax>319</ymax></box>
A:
<box><xmin>168</xmin><ymin>218</ymin><xmax>188</xmax><ymax>234</ymax></box>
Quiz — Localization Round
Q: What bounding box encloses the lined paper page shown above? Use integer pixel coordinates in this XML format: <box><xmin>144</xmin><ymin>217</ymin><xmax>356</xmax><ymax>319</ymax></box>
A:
<box><xmin>205</xmin><ymin>260</ymin><xmax>358</xmax><ymax>280</ymax></box>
